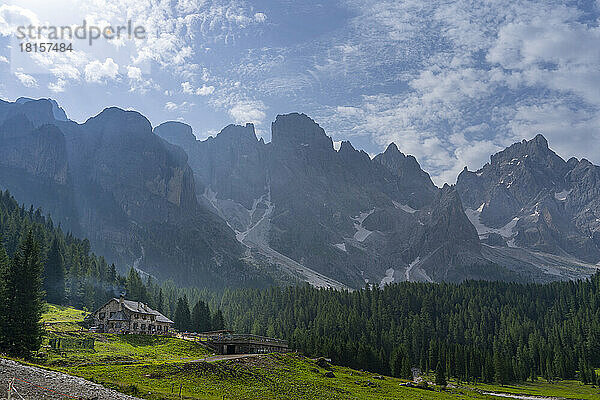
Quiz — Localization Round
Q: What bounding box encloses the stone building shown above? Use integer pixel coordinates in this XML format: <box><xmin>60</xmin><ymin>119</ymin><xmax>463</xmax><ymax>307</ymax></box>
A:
<box><xmin>91</xmin><ymin>295</ymin><xmax>173</xmax><ymax>334</ymax></box>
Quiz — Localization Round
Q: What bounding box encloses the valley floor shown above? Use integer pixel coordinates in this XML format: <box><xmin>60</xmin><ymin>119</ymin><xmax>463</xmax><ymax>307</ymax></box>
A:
<box><xmin>2</xmin><ymin>305</ymin><xmax>598</xmax><ymax>400</ymax></box>
<box><xmin>2</xmin><ymin>354</ymin><xmax>600</xmax><ymax>400</ymax></box>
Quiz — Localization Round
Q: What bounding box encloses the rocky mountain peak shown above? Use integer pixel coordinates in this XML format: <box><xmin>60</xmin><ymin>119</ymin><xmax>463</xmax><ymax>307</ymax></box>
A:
<box><xmin>84</xmin><ymin>107</ymin><xmax>153</xmax><ymax>140</ymax></box>
<box><xmin>154</xmin><ymin>121</ymin><xmax>196</xmax><ymax>149</ymax></box>
<box><xmin>217</xmin><ymin>123</ymin><xmax>258</xmax><ymax>144</ymax></box>
<box><xmin>373</xmin><ymin>144</ymin><xmax>435</xmax><ymax>191</ymax></box>
<box><xmin>383</xmin><ymin>142</ymin><xmax>399</xmax><ymax>154</ymax></box>
<box><xmin>271</xmin><ymin>113</ymin><xmax>333</xmax><ymax>151</ymax></box>
<box><xmin>15</xmin><ymin>97</ymin><xmax>68</xmax><ymax>122</ymax></box>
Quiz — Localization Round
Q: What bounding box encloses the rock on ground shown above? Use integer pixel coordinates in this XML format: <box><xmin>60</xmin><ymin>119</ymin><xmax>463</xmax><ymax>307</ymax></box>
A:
<box><xmin>0</xmin><ymin>358</ymin><xmax>143</xmax><ymax>400</ymax></box>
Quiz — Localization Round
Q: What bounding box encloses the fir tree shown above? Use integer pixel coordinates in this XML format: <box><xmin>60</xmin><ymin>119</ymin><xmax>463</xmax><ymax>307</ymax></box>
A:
<box><xmin>43</xmin><ymin>238</ymin><xmax>65</xmax><ymax>304</ymax></box>
<box><xmin>4</xmin><ymin>231</ymin><xmax>44</xmax><ymax>357</ymax></box>
<box><xmin>191</xmin><ymin>300</ymin><xmax>211</xmax><ymax>333</ymax></box>
<box><xmin>436</xmin><ymin>361</ymin><xmax>447</xmax><ymax>386</ymax></box>
<box><xmin>0</xmin><ymin>236</ymin><xmax>9</xmax><ymax>351</ymax></box>
<box><xmin>174</xmin><ymin>296</ymin><xmax>191</xmax><ymax>332</ymax></box>
<box><xmin>211</xmin><ymin>309</ymin><xmax>225</xmax><ymax>330</ymax></box>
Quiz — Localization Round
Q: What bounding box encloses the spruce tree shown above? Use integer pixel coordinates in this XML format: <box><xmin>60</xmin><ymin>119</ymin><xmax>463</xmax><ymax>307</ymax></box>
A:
<box><xmin>436</xmin><ymin>361</ymin><xmax>447</xmax><ymax>386</ymax></box>
<box><xmin>174</xmin><ymin>296</ymin><xmax>191</xmax><ymax>332</ymax></box>
<box><xmin>4</xmin><ymin>231</ymin><xmax>44</xmax><ymax>357</ymax></box>
<box><xmin>211</xmin><ymin>309</ymin><xmax>225</xmax><ymax>330</ymax></box>
<box><xmin>0</xmin><ymin>236</ymin><xmax>9</xmax><ymax>351</ymax></box>
<box><xmin>191</xmin><ymin>300</ymin><xmax>211</xmax><ymax>333</ymax></box>
<box><xmin>43</xmin><ymin>238</ymin><xmax>65</xmax><ymax>304</ymax></box>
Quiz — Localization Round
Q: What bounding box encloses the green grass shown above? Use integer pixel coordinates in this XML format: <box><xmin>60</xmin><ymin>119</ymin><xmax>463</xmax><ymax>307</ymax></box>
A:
<box><xmin>41</xmin><ymin>303</ymin><xmax>88</xmax><ymax>332</ymax></box>
<box><xmin>54</xmin><ymin>353</ymin><xmax>498</xmax><ymax>400</ymax></box>
<box><xmin>42</xmin><ymin>303</ymin><xmax>88</xmax><ymax>323</ymax></box>
<box><xmin>40</xmin><ymin>303</ymin><xmax>211</xmax><ymax>367</ymax></box>
<box><xmin>41</xmin><ymin>333</ymin><xmax>212</xmax><ymax>367</ymax></box>
<box><xmin>466</xmin><ymin>380</ymin><xmax>600</xmax><ymax>400</ymax></box>
<box><xmin>33</xmin><ymin>304</ymin><xmax>600</xmax><ymax>400</ymax></box>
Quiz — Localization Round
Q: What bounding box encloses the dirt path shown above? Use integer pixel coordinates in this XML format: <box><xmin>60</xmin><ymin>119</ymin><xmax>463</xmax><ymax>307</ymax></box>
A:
<box><xmin>0</xmin><ymin>358</ymin><xmax>143</xmax><ymax>400</ymax></box>
<box><xmin>481</xmin><ymin>390</ymin><xmax>577</xmax><ymax>400</ymax></box>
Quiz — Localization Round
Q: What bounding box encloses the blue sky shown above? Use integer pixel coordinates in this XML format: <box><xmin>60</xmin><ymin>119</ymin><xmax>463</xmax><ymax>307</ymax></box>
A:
<box><xmin>0</xmin><ymin>0</ymin><xmax>599</xmax><ymax>184</ymax></box>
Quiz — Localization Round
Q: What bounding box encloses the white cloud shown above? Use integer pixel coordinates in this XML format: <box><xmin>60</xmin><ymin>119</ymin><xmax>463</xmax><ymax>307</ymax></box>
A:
<box><xmin>0</xmin><ymin>56</ymin><xmax>8</xmax><ymax>63</ymax></box>
<box><xmin>182</xmin><ymin>81</ymin><xmax>215</xmax><ymax>96</ymax></box>
<box><xmin>254</xmin><ymin>12</ymin><xmax>267</xmax><ymax>23</ymax></box>
<box><xmin>14</xmin><ymin>71</ymin><xmax>37</xmax><ymax>87</ymax></box>
<box><xmin>84</xmin><ymin>58</ymin><xmax>119</xmax><ymax>83</ymax></box>
<box><xmin>0</xmin><ymin>5</ymin><xmax>39</xmax><ymax>36</ymax></box>
<box><xmin>228</xmin><ymin>101</ymin><xmax>266</xmax><ymax>125</ymax></box>
<box><xmin>196</xmin><ymin>85</ymin><xmax>214</xmax><ymax>96</ymax></box>
<box><xmin>181</xmin><ymin>81</ymin><xmax>194</xmax><ymax>94</ymax></box>
<box><xmin>127</xmin><ymin>66</ymin><xmax>143</xmax><ymax>81</ymax></box>
<box><xmin>48</xmin><ymin>78</ymin><xmax>67</xmax><ymax>93</ymax></box>
<box><xmin>50</xmin><ymin>64</ymin><xmax>81</xmax><ymax>80</ymax></box>
<box><xmin>164</xmin><ymin>101</ymin><xmax>194</xmax><ymax>112</ymax></box>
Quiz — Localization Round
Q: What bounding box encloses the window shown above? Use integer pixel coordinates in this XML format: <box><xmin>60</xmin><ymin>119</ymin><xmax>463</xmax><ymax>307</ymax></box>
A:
<box><xmin>141</xmin><ymin>324</ymin><xmax>146</xmax><ymax>330</ymax></box>
<box><xmin>99</xmin><ymin>312</ymin><xmax>105</xmax><ymax>319</ymax></box>
<box><xmin>157</xmin><ymin>325</ymin><xmax>162</xmax><ymax>331</ymax></box>
<box><xmin>133</xmin><ymin>323</ymin><xmax>138</xmax><ymax>330</ymax></box>
<box><xmin>135</xmin><ymin>314</ymin><xmax>139</xmax><ymax>319</ymax></box>
<box><xmin>109</xmin><ymin>312</ymin><xmax>115</xmax><ymax>318</ymax></box>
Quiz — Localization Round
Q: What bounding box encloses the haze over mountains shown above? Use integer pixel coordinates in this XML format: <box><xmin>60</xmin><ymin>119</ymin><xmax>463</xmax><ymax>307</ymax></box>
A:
<box><xmin>1</xmin><ymin>98</ymin><xmax>598</xmax><ymax>289</ymax></box>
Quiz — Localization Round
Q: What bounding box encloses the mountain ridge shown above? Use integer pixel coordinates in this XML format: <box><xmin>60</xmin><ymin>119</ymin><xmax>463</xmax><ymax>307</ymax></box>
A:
<box><xmin>0</xmin><ymin>97</ymin><xmax>597</xmax><ymax>289</ymax></box>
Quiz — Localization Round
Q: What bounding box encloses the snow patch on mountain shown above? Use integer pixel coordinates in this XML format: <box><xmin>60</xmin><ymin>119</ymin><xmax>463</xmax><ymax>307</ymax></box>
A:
<box><xmin>392</xmin><ymin>201</ymin><xmax>418</xmax><ymax>214</ymax></box>
<box><xmin>465</xmin><ymin>204</ymin><xmax>519</xmax><ymax>244</ymax></box>
<box><xmin>379</xmin><ymin>268</ymin><xmax>395</xmax><ymax>288</ymax></box>
<box><xmin>554</xmin><ymin>189</ymin><xmax>572</xmax><ymax>201</ymax></box>
<box><xmin>405</xmin><ymin>257</ymin><xmax>421</xmax><ymax>281</ymax></box>
<box><xmin>333</xmin><ymin>243</ymin><xmax>347</xmax><ymax>252</ymax></box>
<box><xmin>352</xmin><ymin>209</ymin><xmax>374</xmax><ymax>242</ymax></box>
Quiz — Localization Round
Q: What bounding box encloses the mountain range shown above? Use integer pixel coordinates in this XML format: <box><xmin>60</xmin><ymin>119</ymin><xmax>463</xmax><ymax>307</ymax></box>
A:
<box><xmin>0</xmin><ymin>98</ymin><xmax>598</xmax><ymax>288</ymax></box>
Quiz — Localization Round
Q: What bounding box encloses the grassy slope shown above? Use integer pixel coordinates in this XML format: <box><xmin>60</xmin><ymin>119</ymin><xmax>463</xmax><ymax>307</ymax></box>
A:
<box><xmin>36</xmin><ymin>305</ymin><xmax>600</xmax><ymax>400</ymax></box>
<box><xmin>60</xmin><ymin>354</ymin><xmax>497</xmax><ymax>400</ymax></box>
<box><xmin>40</xmin><ymin>304</ymin><xmax>211</xmax><ymax>367</ymax></box>
<box><xmin>41</xmin><ymin>304</ymin><xmax>88</xmax><ymax>323</ymax></box>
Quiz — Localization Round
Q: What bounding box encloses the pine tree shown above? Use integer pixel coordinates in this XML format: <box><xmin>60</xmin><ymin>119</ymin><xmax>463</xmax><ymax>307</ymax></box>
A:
<box><xmin>211</xmin><ymin>309</ymin><xmax>225</xmax><ymax>330</ymax></box>
<box><xmin>44</xmin><ymin>238</ymin><xmax>65</xmax><ymax>304</ymax></box>
<box><xmin>436</xmin><ymin>361</ymin><xmax>447</xmax><ymax>386</ymax></box>
<box><xmin>0</xmin><ymin>236</ymin><xmax>9</xmax><ymax>351</ymax></box>
<box><xmin>402</xmin><ymin>356</ymin><xmax>413</xmax><ymax>380</ymax></box>
<box><xmin>191</xmin><ymin>300</ymin><xmax>211</xmax><ymax>333</ymax></box>
<box><xmin>174</xmin><ymin>296</ymin><xmax>191</xmax><ymax>332</ymax></box>
<box><xmin>4</xmin><ymin>231</ymin><xmax>45</xmax><ymax>357</ymax></box>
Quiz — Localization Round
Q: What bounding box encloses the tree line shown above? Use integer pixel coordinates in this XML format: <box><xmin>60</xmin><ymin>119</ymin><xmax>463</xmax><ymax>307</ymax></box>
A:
<box><xmin>2</xmin><ymin>189</ymin><xmax>600</xmax><ymax>386</ymax></box>
<box><xmin>187</xmin><ymin>278</ymin><xmax>600</xmax><ymax>385</ymax></box>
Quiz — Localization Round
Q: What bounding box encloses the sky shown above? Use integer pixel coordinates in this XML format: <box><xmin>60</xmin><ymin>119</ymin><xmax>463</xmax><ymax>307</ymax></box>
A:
<box><xmin>0</xmin><ymin>0</ymin><xmax>599</xmax><ymax>185</ymax></box>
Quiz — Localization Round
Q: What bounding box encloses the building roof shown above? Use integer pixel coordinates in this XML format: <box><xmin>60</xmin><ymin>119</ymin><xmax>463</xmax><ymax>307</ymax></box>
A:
<box><xmin>97</xmin><ymin>297</ymin><xmax>174</xmax><ymax>324</ymax></box>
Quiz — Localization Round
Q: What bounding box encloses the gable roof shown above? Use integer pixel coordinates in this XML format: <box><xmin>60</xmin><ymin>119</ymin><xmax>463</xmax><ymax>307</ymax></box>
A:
<box><xmin>95</xmin><ymin>298</ymin><xmax>173</xmax><ymax>324</ymax></box>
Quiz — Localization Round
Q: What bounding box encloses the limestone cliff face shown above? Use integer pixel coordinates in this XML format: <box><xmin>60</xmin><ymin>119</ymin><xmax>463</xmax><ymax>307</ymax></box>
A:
<box><xmin>456</xmin><ymin>134</ymin><xmax>600</xmax><ymax>263</ymax></box>
<box><xmin>0</xmin><ymin>105</ymin><xmax>76</xmax><ymax>229</ymax></box>
<box><xmin>159</xmin><ymin>112</ymin><xmax>496</xmax><ymax>287</ymax></box>
<box><xmin>0</xmin><ymin>100</ymin><xmax>257</xmax><ymax>288</ymax></box>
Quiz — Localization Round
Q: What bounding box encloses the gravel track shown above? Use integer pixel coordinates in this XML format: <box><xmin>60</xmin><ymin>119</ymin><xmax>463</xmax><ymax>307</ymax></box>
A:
<box><xmin>0</xmin><ymin>358</ymin><xmax>143</xmax><ymax>400</ymax></box>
